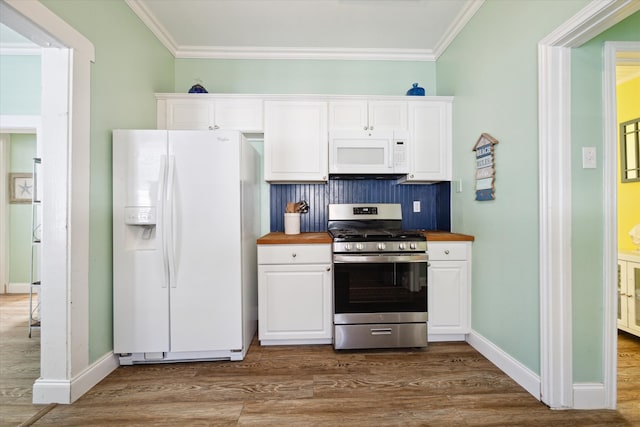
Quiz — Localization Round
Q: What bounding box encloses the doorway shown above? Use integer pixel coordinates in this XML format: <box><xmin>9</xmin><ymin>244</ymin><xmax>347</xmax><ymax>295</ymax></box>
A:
<box><xmin>1</xmin><ymin>0</ymin><xmax>95</xmax><ymax>403</ymax></box>
<box><xmin>609</xmin><ymin>43</ymin><xmax>640</xmax><ymax>410</ymax></box>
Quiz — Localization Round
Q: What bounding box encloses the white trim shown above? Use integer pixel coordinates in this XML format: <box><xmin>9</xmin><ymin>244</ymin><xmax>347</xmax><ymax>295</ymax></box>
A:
<box><xmin>538</xmin><ymin>41</ymin><xmax>573</xmax><ymax>410</ymax></box>
<box><xmin>125</xmin><ymin>0</ymin><xmax>177</xmax><ymax>56</ymax></box>
<box><xmin>175</xmin><ymin>46</ymin><xmax>436</xmax><ymax>61</ymax></box>
<box><xmin>0</xmin><ymin>134</ymin><xmax>8</xmax><ymax>294</ymax></box>
<box><xmin>125</xmin><ymin>0</ymin><xmax>481</xmax><ymax>61</ymax></box>
<box><xmin>603</xmin><ymin>41</ymin><xmax>640</xmax><ymax>410</ymax></box>
<box><xmin>467</xmin><ymin>330</ymin><xmax>541</xmax><ymax>400</ymax></box>
<box><xmin>0</xmin><ymin>45</ymin><xmax>41</xmax><ymax>55</ymax></box>
<box><xmin>70</xmin><ymin>352</ymin><xmax>119</xmax><ymax>403</ymax></box>
<box><xmin>573</xmin><ymin>383</ymin><xmax>606</xmax><ymax>410</ymax></box>
<box><xmin>432</xmin><ymin>0</ymin><xmax>484</xmax><ymax>59</ymax></box>
<box><xmin>3</xmin><ymin>0</ymin><xmax>94</xmax><ymax>61</ymax></box>
<box><xmin>0</xmin><ymin>115</ymin><xmax>41</xmax><ymax>132</ymax></box>
<box><xmin>1</xmin><ymin>0</ymin><xmax>95</xmax><ymax>404</ymax></box>
<box><xmin>31</xmin><ymin>378</ymin><xmax>70</xmax><ymax>404</ymax></box>
<box><xmin>7</xmin><ymin>282</ymin><xmax>31</xmax><ymax>293</ymax></box>
<box><xmin>538</xmin><ymin>0</ymin><xmax>640</xmax><ymax>410</ymax></box>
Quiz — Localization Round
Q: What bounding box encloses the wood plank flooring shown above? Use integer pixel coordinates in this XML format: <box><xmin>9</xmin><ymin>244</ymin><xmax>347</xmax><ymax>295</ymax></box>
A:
<box><xmin>1</xmin><ymin>293</ymin><xmax>639</xmax><ymax>426</ymax></box>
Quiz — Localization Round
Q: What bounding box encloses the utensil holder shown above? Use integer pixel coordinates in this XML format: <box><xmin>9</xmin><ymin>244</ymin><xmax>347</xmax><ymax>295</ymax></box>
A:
<box><xmin>284</xmin><ymin>213</ymin><xmax>301</xmax><ymax>235</ymax></box>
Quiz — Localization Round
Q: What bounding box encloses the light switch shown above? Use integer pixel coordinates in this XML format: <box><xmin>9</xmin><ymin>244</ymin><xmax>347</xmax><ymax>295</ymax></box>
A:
<box><xmin>413</xmin><ymin>201</ymin><xmax>421</xmax><ymax>213</ymax></box>
<box><xmin>582</xmin><ymin>147</ymin><xmax>596</xmax><ymax>169</ymax></box>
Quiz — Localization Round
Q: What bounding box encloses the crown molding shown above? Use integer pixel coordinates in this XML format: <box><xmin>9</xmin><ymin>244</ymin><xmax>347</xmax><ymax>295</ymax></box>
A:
<box><xmin>175</xmin><ymin>45</ymin><xmax>435</xmax><ymax>61</ymax></box>
<box><xmin>125</xmin><ymin>0</ymin><xmax>178</xmax><ymax>56</ymax></box>
<box><xmin>126</xmin><ymin>0</ymin><xmax>475</xmax><ymax>61</ymax></box>
<box><xmin>432</xmin><ymin>0</ymin><xmax>484</xmax><ymax>59</ymax></box>
<box><xmin>540</xmin><ymin>0</ymin><xmax>640</xmax><ymax>48</ymax></box>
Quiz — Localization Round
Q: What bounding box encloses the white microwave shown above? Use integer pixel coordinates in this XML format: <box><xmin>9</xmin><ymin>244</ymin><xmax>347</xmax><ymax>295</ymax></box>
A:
<box><xmin>329</xmin><ymin>130</ymin><xmax>409</xmax><ymax>175</ymax></box>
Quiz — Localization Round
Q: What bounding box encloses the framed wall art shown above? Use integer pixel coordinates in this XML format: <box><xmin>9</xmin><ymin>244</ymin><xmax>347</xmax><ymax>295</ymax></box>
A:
<box><xmin>9</xmin><ymin>173</ymin><xmax>34</xmax><ymax>204</ymax></box>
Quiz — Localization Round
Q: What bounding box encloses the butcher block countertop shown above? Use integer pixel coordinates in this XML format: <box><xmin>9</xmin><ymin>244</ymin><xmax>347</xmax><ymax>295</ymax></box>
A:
<box><xmin>423</xmin><ymin>231</ymin><xmax>475</xmax><ymax>242</ymax></box>
<box><xmin>257</xmin><ymin>232</ymin><xmax>333</xmax><ymax>244</ymax></box>
<box><xmin>257</xmin><ymin>231</ymin><xmax>474</xmax><ymax>244</ymax></box>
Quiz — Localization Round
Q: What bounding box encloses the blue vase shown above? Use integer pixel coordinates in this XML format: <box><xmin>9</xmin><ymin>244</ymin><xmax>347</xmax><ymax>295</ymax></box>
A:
<box><xmin>188</xmin><ymin>84</ymin><xmax>208</xmax><ymax>94</ymax></box>
<box><xmin>406</xmin><ymin>83</ymin><xmax>425</xmax><ymax>96</ymax></box>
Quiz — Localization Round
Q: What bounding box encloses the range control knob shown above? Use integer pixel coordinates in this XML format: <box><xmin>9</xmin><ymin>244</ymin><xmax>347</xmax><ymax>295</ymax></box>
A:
<box><xmin>377</xmin><ymin>243</ymin><xmax>386</xmax><ymax>250</ymax></box>
<box><xmin>344</xmin><ymin>244</ymin><xmax>352</xmax><ymax>251</ymax></box>
<box><xmin>356</xmin><ymin>243</ymin><xmax>364</xmax><ymax>251</ymax></box>
<box><xmin>398</xmin><ymin>243</ymin><xmax>406</xmax><ymax>250</ymax></box>
<box><xmin>409</xmin><ymin>243</ymin><xmax>417</xmax><ymax>250</ymax></box>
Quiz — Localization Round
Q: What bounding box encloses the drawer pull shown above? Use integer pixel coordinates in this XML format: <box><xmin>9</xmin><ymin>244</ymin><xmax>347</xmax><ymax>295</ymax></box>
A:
<box><xmin>370</xmin><ymin>328</ymin><xmax>392</xmax><ymax>336</ymax></box>
<box><xmin>291</xmin><ymin>253</ymin><xmax>297</xmax><ymax>258</ymax></box>
<box><xmin>444</xmin><ymin>250</ymin><xmax>450</xmax><ymax>255</ymax></box>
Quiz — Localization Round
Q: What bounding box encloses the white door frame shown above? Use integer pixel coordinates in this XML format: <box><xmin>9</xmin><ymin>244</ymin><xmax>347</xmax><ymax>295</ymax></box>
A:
<box><xmin>603</xmin><ymin>40</ymin><xmax>640</xmax><ymax>409</ymax></box>
<box><xmin>538</xmin><ymin>0</ymin><xmax>640</xmax><ymax>410</ymax></box>
<box><xmin>1</xmin><ymin>0</ymin><xmax>95</xmax><ymax>403</ymax></box>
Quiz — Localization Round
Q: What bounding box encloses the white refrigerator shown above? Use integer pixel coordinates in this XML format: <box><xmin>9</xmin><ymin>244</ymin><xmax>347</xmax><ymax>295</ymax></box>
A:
<box><xmin>112</xmin><ymin>129</ymin><xmax>259</xmax><ymax>364</ymax></box>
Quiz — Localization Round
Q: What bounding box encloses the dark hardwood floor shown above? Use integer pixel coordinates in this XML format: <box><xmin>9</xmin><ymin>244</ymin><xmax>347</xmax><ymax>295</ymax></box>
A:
<box><xmin>1</xmin><ymin>293</ymin><xmax>639</xmax><ymax>426</ymax></box>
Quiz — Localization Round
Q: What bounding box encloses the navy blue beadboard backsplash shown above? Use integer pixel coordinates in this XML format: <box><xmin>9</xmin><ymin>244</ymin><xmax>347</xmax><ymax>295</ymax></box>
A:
<box><xmin>270</xmin><ymin>180</ymin><xmax>451</xmax><ymax>232</ymax></box>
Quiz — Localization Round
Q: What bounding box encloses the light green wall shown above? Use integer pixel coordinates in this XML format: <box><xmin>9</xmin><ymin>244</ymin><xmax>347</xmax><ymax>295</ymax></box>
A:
<box><xmin>0</xmin><ymin>54</ymin><xmax>41</xmax><ymax>115</ymax></box>
<box><xmin>175</xmin><ymin>58</ymin><xmax>437</xmax><ymax>236</ymax></box>
<box><xmin>175</xmin><ymin>59</ymin><xmax>436</xmax><ymax>95</ymax></box>
<box><xmin>436</xmin><ymin>0</ymin><xmax>589</xmax><ymax>375</ymax></box>
<box><xmin>8</xmin><ymin>134</ymin><xmax>36</xmax><ymax>283</ymax></box>
<box><xmin>41</xmin><ymin>0</ymin><xmax>175</xmax><ymax>363</ymax></box>
<box><xmin>571</xmin><ymin>11</ymin><xmax>640</xmax><ymax>382</ymax></box>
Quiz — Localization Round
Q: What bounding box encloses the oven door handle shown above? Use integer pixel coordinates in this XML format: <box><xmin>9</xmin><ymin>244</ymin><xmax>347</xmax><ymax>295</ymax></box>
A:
<box><xmin>333</xmin><ymin>254</ymin><xmax>429</xmax><ymax>264</ymax></box>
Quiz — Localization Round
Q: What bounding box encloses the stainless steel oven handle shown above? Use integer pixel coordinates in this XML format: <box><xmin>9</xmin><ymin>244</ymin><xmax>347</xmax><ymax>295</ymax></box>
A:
<box><xmin>333</xmin><ymin>254</ymin><xmax>429</xmax><ymax>264</ymax></box>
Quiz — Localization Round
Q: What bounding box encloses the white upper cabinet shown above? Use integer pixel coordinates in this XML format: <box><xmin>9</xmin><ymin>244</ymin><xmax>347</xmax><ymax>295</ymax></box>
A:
<box><xmin>156</xmin><ymin>95</ymin><xmax>263</xmax><ymax>132</ymax></box>
<box><xmin>405</xmin><ymin>99</ymin><xmax>453</xmax><ymax>182</ymax></box>
<box><xmin>156</xmin><ymin>94</ymin><xmax>454</xmax><ymax>183</ymax></box>
<box><xmin>329</xmin><ymin>100</ymin><xmax>407</xmax><ymax>131</ymax></box>
<box><xmin>264</xmin><ymin>100</ymin><xmax>329</xmax><ymax>182</ymax></box>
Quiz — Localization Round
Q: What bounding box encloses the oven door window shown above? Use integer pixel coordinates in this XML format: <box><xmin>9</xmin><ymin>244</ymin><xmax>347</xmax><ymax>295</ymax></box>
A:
<box><xmin>334</xmin><ymin>260</ymin><xmax>427</xmax><ymax>314</ymax></box>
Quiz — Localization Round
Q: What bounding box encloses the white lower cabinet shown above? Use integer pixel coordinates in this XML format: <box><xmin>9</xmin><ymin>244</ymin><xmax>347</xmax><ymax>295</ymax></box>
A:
<box><xmin>258</xmin><ymin>244</ymin><xmax>333</xmax><ymax>345</ymax></box>
<box><xmin>618</xmin><ymin>251</ymin><xmax>640</xmax><ymax>337</ymax></box>
<box><xmin>427</xmin><ymin>241</ymin><xmax>472</xmax><ymax>341</ymax></box>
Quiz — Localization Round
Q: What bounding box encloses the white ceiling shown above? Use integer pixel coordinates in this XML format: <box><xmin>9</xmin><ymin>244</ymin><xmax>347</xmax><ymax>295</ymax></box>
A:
<box><xmin>1</xmin><ymin>1</ymin><xmax>639</xmax><ymax>80</ymax></box>
<box><xmin>125</xmin><ymin>0</ymin><xmax>483</xmax><ymax>61</ymax></box>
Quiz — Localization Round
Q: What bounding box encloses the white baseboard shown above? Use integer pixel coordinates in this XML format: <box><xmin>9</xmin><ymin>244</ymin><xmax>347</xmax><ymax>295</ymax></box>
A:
<box><xmin>467</xmin><ymin>329</ymin><xmax>541</xmax><ymax>400</ymax></box>
<box><xmin>32</xmin><ymin>378</ymin><xmax>71</xmax><ymax>404</ymax></box>
<box><xmin>6</xmin><ymin>282</ymin><xmax>31</xmax><ymax>294</ymax></box>
<box><xmin>70</xmin><ymin>352</ymin><xmax>119</xmax><ymax>402</ymax></box>
<box><xmin>33</xmin><ymin>352</ymin><xmax>119</xmax><ymax>404</ymax></box>
<box><xmin>573</xmin><ymin>383</ymin><xmax>605</xmax><ymax>409</ymax></box>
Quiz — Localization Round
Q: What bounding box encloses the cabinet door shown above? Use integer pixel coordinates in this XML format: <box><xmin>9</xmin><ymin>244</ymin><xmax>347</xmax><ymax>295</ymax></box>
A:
<box><xmin>369</xmin><ymin>101</ymin><xmax>407</xmax><ymax>130</ymax></box>
<box><xmin>406</xmin><ymin>101</ymin><xmax>452</xmax><ymax>182</ymax></box>
<box><xmin>618</xmin><ymin>260</ymin><xmax>628</xmax><ymax>327</ymax></box>
<box><xmin>258</xmin><ymin>264</ymin><xmax>333</xmax><ymax>341</ymax></box>
<box><xmin>264</xmin><ymin>100</ymin><xmax>328</xmax><ymax>182</ymax></box>
<box><xmin>214</xmin><ymin>98</ymin><xmax>263</xmax><ymax>132</ymax></box>
<box><xmin>427</xmin><ymin>260</ymin><xmax>469</xmax><ymax>336</ymax></box>
<box><xmin>626</xmin><ymin>262</ymin><xmax>640</xmax><ymax>335</ymax></box>
<box><xmin>329</xmin><ymin>101</ymin><xmax>368</xmax><ymax>131</ymax></box>
<box><xmin>165</xmin><ymin>99</ymin><xmax>215</xmax><ymax>130</ymax></box>
<box><xmin>329</xmin><ymin>100</ymin><xmax>407</xmax><ymax>131</ymax></box>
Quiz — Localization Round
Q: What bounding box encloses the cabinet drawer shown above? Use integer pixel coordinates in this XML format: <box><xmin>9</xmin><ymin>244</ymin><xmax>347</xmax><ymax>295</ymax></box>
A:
<box><xmin>258</xmin><ymin>244</ymin><xmax>332</xmax><ymax>264</ymax></box>
<box><xmin>428</xmin><ymin>242</ymin><xmax>469</xmax><ymax>261</ymax></box>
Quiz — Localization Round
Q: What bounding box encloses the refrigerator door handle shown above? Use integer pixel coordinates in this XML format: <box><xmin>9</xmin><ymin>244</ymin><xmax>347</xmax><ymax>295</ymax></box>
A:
<box><xmin>158</xmin><ymin>156</ymin><xmax>169</xmax><ymax>289</ymax></box>
<box><xmin>166</xmin><ymin>155</ymin><xmax>177</xmax><ymax>288</ymax></box>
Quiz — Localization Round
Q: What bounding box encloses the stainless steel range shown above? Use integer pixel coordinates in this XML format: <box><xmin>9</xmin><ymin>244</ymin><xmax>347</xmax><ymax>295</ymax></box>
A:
<box><xmin>328</xmin><ymin>203</ymin><xmax>428</xmax><ymax>350</ymax></box>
